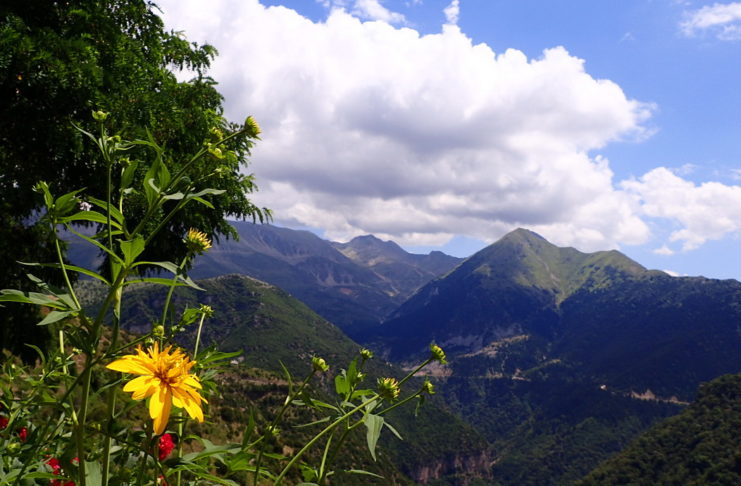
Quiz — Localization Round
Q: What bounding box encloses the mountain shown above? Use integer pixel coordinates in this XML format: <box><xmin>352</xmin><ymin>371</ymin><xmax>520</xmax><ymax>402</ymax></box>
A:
<box><xmin>332</xmin><ymin>234</ymin><xmax>462</xmax><ymax>301</ymax></box>
<box><xmin>367</xmin><ymin>228</ymin><xmax>741</xmax><ymax>484</ymax></box>
<box><xmin>579</xmin><ymin>373</ymin><xmax>741</xmax><ymax>485</ymax></box>
<box><xmin>188</xmin><ymin>222</ymin><xmax>459</xmax><ymax>338</ymax></box>
<box><xmin>77</xmin><ymin>274</ymin><xmax>490</xmax><ymax>484</ymax></box>
<box><xmin>373</xmin><ymin>228</ymin><xmax>655</xmax><ymax>359</ymax></box>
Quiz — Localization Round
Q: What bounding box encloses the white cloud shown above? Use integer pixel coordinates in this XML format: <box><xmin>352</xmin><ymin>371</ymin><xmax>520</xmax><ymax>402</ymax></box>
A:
<box><xmin>159</xmin><ymin>0</ymin><xmax>658</xmax><ymax>252</ymax></box>
<box><xmin>444</xmin><ymin>0</ymin><xmax>460</xmax><ymax>25</ymax></box>
<box><xmin>662</xmin><ymin>269</ymin><xmax>685</xmax><ymax>277</ymax></box>
<box><xmin>654</xmin><ymin>245</ymin><xmax>675</xmax><ymax>255</ymax></box>
<box><xmin>623</xmin><ymin>167</ymin><xmax>741</xmax><ymax>251</ymax></box>
<box><xmin>352</xmin><ymin>0</ymin><xmax>406</xmax><ymax>24</ymax></box>
<box><xmin>680</xmin><ymin>2</ymin><xmax>741</xmax><ymax>40</ymax></box>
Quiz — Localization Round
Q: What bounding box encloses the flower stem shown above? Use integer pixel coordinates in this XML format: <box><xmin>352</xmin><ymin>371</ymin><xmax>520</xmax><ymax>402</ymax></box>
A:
<box><xmin>273</xmin><ymin>395</ymin><xmax>381</xmax><ymax>486</ymax></box>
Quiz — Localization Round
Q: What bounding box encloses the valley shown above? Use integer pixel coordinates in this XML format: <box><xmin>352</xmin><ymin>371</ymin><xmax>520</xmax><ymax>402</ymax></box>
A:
<box><xmin>77</xmin><ymin>224</ymin><xmax>741</xmax><ymax>485</ymax></box>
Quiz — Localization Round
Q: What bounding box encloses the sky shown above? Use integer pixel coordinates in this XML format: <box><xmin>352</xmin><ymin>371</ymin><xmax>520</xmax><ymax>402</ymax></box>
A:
<box><xmin>158</xmin><ymin>0</ymin><xmax>741</xmax><ymax>280</ymax></box>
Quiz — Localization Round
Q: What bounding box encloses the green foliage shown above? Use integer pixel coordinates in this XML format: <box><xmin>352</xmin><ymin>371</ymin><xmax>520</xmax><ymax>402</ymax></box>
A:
<box><xmin>579</xmin><ymin>373</ymin><xmax>741</xmax><ymax>486</ymax></box>
<box><xmin>0</xmin><ymin>0</ymin><xmax>267</xmax><ymax>357</ymax></box>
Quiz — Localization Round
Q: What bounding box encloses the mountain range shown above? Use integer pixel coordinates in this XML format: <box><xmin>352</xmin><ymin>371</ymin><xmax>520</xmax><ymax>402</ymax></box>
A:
<box><xmin>75</xmin><ymin>223</ymin><xmax>741</xmax><ymax>484</ymax></box>
<box><xmin>188</xmin><ymin>222</ymin><xmax>461</xmax><ymax>338</ymax></box>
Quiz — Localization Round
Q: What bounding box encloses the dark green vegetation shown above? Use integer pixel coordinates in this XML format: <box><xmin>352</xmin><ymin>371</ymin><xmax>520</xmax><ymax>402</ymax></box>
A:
<box><xmin>364</xmin><ymin>228</ymin><xmax>740</xmax><ymax>484</ymax></box>
<box><xmin>580</xmin><ymin>373</ymin><xmax>741</xmax><ymax>486</ymax></box>
<box><xmin>187</xmin><ymin>222</ymin><xmax>461</xmax><ymax>338</ymax></box>
<box><xmin>77</xmin><ymin>273</ymin><xmax>490</xmax><ymax>484</ymax></box>
<box><xmin>0</xmin><ymin>0</ymin><xmax>266</xmax><ymax>358</ymax></box>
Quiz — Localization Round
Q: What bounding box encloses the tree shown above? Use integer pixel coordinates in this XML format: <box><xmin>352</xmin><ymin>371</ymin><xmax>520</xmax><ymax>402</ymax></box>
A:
<box><xmin>0</xmin><ymin>0</ymin><xmax>267</xmax><ymax>358</ymax></box>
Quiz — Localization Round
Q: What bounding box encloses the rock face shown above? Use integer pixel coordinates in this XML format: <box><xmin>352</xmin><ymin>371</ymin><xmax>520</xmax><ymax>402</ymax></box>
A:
<box><xmin>412</xmin><ymin>450</ymin><xmax>493</xmax><ymax>484</ymax></box>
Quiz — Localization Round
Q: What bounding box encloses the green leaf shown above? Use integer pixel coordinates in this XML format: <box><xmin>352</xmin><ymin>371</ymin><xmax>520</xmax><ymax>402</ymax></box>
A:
<box><xmin>384</xmin><ymin>420</ymin><xmax>403</xmax><ymax>440</ymax></box>
<box><xmin>0</xmin><ymin>290</ymin><xmax>68</xmax><ymax>309</ymax></box>
<box><xmin>65</xmin><ymin>226</ymin><xmax>124</xmax><ymax>265</ymax></box>
<box><xmin>87</xmin><ymin>196</ymin><xmax>125</xmax><ymax>224</ymax></box>
<box><xmin>335</xmin><ymin>373</ymin><xmax>349</xmax><ymax>397</ymax></box>
<box><xmin>162</xmin><ymin>191</ymin><xmax>185</xmax><ymax>200</ymax></box>
<box><xmin>119</xmin><ymin>236</ymin><xmax>145</xmax><ymax>266</ymax></box>
<box><xmin>85</xmin><ymin>461</ymin><xmax>102</xmax><ymax>486</ymax></box>
<box><xmin>120</xmin><ymin>159</ymin><xmax>139</xmax><ymax>189</ymax></box>
<box><xmin>19</xmin><ymin>262</ymin><xmax>109</xmax><ymax>285</ymax></box>
<box><xmin>61</xmin><ymin>210</ymin><xmax>120</xmax><ymax>229</ymax></box>
<box><xmin>365</xmin><ymin>413</ymin><xmax>384</xmax><ymax>461</ymax></box>
<box><xmin>345</xmin><ymin>469</ymin><xmax>384</xmax><ymax>479</ymax></box>
<box><xmin>37</xmin><ymin>310</ymin><xmax>75</xmax><ymax>326</ymax></box>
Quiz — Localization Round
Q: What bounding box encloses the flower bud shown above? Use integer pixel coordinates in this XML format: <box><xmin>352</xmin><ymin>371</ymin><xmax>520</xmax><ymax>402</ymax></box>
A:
<box><xmin>360</xmin><ymin>348</ymin><xmax>373</xmax><ymax>360</ymax></box>
<box><xmin>92</xmin><ymin>110</ymin><xmax>109</xmax><ymax>121</ymax></box>
<box><xmin>185</xmin><ymin>228</ymin><xmax>212</xmax><ymax>254</ymax></box>
<box><xmin>312</xmin><ymin>356</ymin><xmax>329</xmax><ymax>373</ymax></box>
<box><xmin>430</xmin><ymin>343</ymin><xmax>447</xmax><ymax>364</ymax></box>
<box><xmin>422</xmin><ymin>379</ymin><xmax>435</xmax><ymax>395</ymax></box>
<box><xmin>152</xmin><ymin>325</ymin><xmax>165</xmax><ymax>338</ymax></box>
<box><xmin>199</xmin><ymin>304</ymin><xmax>214</xmax><ymax>318</ymax></box>
<box><xmin>245</xmin><ymin>116</ymin><xmax>261</xmax><ymax>136</ymax></box>
<box><xmin>377</xmin><ymin>377</ymin><xmax>401</xmax><ymax>401</ymax></box>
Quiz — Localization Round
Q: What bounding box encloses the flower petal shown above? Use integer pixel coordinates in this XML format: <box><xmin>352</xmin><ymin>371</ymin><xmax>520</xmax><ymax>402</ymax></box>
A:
<box><xmin>107</xmin><ymin>356</ymin><xmax>153</xmax><ymax>375</ymax></box>
<box><xmin>150</xmin><ymin>387</ymin><xmax>172</xmax><ymax>435</ymax></box>
<box><xmin>124</xmin><ymin>375</ymin><xmax>158</xmax><ymax>400</ymax></box>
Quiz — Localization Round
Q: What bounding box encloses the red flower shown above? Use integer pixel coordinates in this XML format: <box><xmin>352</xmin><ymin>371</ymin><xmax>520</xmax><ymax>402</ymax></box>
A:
<box><xmin>0</xmin><ymin>416</ymin><xmax>8</xmax><ymax>429</ymax></box>
<box><xmin>19</xmin><ymin>427</ymin><xmax>27</xmax><ymax>442</ymax></box>
<box><xmin>158</xmin><ymin>433</ymin><xmax>175</xmax><ymax>461</ymax></box>
<box><xmin>47</xmin><ymin>457</ymin><xmax>75</xmax><ymax>486</ymax></box>
<box><xmin>46</xmin><ymin>457</ymin><xmax>61</xmax><ymax>474</ymax></box>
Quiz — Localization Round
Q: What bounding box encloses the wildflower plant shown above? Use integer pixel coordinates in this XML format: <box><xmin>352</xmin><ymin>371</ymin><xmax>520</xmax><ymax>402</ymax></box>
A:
<box><xmin>0</xmin><ymin>113</ymin><xmax>445</xmax><ymax>485</ymax></box>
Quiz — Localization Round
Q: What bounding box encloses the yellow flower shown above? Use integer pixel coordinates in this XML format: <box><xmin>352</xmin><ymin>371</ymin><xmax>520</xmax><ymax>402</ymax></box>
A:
<box><xmin>185</xmin><ymin>228</ymin><xmax>212</xmax><ymax>254</ymax></box>
<box><xmin>106</xmin><ymin>343</ymin><xmax>206</xmax><ymax>435</ymax></box>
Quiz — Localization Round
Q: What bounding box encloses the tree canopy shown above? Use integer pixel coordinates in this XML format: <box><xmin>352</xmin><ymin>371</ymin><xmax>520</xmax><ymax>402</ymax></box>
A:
<box><xmin>0</xmin><ymin>0</ymin><xmax>267</xmax><ymax>358</ymax></box>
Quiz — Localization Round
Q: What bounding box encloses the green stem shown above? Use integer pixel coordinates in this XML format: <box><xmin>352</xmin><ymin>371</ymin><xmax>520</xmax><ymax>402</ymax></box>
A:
<box><xmin>160</xmin><ymin>257</ymin><xmax>190</xmax><ymax>332</ymax></box>
<box><xmin>273</xmin><ymin>395</ymin><xmax>381</xmax><ymax>486</ymax></box>
<box><xmin>192</xmin><ymin>311</ymin><xmax>207</xmax><ymax>359</ymax></box>
<box><xmin>377</xmin><ymin>390</ymin><xmax>423</xmax><ymax>417</ymax></box>
<box><xmin>253</xmin><ymin>371</ymin><xmax>315</xmax><ymax>486</ymax></box>
<box><xmin>397</xmin><ymin>358</ymin><xmax>433</xmax><ymax>388</ymax></box>
<box><xmin>75</xmin><ymin>359</ymin><xmax>94</xmax><ymax>486</ymax></box>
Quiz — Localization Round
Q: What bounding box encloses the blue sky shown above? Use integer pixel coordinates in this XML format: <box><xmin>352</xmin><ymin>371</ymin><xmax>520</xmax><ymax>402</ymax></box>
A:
<box><xmin>159</xmin><ymin>0</ymin><xmax>741</xmax><ymax>279</ymax></box>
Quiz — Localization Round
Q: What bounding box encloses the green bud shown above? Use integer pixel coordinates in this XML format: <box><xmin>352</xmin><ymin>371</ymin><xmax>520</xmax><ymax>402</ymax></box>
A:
<box><xmin>152</xmin><ymin>325</ymin><xmax>165</xmax><ymax>338</ymax></box>
<box><xmin>92</xmin><ymin>110</ymin><xmax>109</xmax><ymax>121</ymax></box>
<box><xmin>199</xmin><ymin>304</ymin><xmax>214</xmax><ymax>318</ymax></box>
<box><xmin>245</xmin><ymin>116</ymin><xmax>261</xmax><ymax>136</ymax></box>
<box><xmin>360</xmin><ymin>348</ymin><xmax>374</xmax><ymax>360</ymax></box>
<box><xmin>429</xmin><ymin>343</ymin><xmax>447</xmax><ymax>365</ymax></box>
<box><xmin>422</xmin><ymin>379</ymin><xmax>435</xmax><ymax>395</ymax></box>
<box><xmin>377</xmin><ymin>377</ymin><xmax>401</xmax><ymax>401</ymax></box>
<box><xmin>312</xmin><ymin>356</ymin><xmax>329</xmax><ymax>373</ymax></box>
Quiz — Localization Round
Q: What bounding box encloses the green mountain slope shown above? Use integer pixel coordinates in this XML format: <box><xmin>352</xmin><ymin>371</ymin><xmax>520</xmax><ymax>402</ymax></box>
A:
<box><xmin>78</xmin><ymin>274</ymin><xmax>490</xmax><ymax>484</ymax></box>
<box><xmin>366</xmin><ymin>228</ymin><xmax>741</xmax><ymax>484</ymax></box>
<box><xmin>579</xmin><ymin>373</ymin><xmax>741</xmax><ymax>486</ymax></box>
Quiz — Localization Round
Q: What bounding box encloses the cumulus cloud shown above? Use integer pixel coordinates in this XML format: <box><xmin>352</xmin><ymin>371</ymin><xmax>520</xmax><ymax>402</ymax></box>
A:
<box><xmin>680</xmin><ymin>2</ymin><xmax>741</xmax><ymax>40</ymax></box>
<box><xmin>351</xmin><ymin>0</ymin><xmax>406</xmax><ymax>24</ymax></box>
<box><xmin>444</xmin><ymin>0</ymin><xmax>460</xmax><ymax>25</ymax></box>
<box><xmin>623</xmin><ymin>167</ymin><xmax>741</xmax><ymax>251</ymax></box>
<box><xmin>158</xmin><ymin>0</ymin><xmax>660</xmax><ymax>251</ymax></box>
